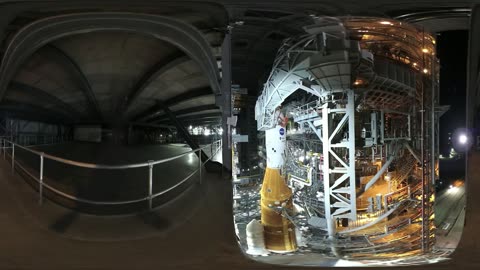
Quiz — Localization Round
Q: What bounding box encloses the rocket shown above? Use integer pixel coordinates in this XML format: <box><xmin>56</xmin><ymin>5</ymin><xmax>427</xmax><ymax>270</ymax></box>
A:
<box><xmin>260</xmin><ymin>109</ymin><xmax>297</xmax><ymax>252</ymax></box>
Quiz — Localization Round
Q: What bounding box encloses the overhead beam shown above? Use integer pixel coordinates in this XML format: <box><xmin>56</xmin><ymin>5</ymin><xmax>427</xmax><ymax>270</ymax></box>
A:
<box><xmin>148</xmin><ymin>104</ymin><xmax>219</xmax><ymax>122</ymax></box>
<box><xmin>0</xmin><ymin>13</ymin><xmax>222</xmax><ymax>112</ymax></box>
<box><xmin>178</xmin><ymin>112</ymin><xmax>222</xmax><ymax>119</ymax></box>
<box><xmin>134</xmin><ymin>86</ymin><xmax>213</xmax><ymax>122</ymax></box>
<box><xmin>8</xmin><ymin>81</ymin><xmax>82</xmax><ymax>119</ymax></box>
<box><xmin>0</xmin><ymin>99</ymin><xmax>73</xmax><ymax>124</ymax></box>
<box><xmin>129</xmin><ymin>122</ymin><xmax>175</xmax><ymax>129</ymax></box>
<box><xmin>154</xmin><ymin>112</ymin><xmax>222</xmax><ymax>124</ymax></box>
<box><xmin>180</xmin><ymin>117</ymin><xmax>222</xmax><ymax>123</ymax></box>
<box><xmin>121</xmin><ymin>52</ymin><xmax>189</xmax><ymax>114</ymax></box>
<box><xmin>42</xmin><ymin>45</ymin><xmax>103</xmax><ymax>121</ymax></box>
<box><xmin>164</xmin><ymin>87</ymin><xmax>214</xmax><ymax>107</ymax></box>
<box><xmin>180</xmin><ymin>119</ymin><xmax>222</xmax><ymax>126</ymax></box>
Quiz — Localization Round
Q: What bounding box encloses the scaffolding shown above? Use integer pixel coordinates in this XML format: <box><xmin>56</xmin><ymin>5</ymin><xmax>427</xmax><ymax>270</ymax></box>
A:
<box><xmin>249</xmin><ymin>16</ymin><xmax>439</xmax><ymax>259</ymax></box>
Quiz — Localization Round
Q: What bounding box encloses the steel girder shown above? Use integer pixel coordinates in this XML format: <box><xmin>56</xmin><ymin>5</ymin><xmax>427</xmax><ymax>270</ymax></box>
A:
<box><xmin>121</xmin><ymin>52</ymin><xmax>189</xmax><ymax>116</ymax></box>
<box><xmin>8</xmin><ymin>81</ymin><xmax>82</xmax><ymax>119</ymax></box>
<box><xmin>41</xmin><ymin>45</ymin><xmax>102</xmax><ymax>120</ymax></box>
<box><xmin>134</xmin><ymin>87</ymin><xmax>213</xmax><ymax>122</ymax></box>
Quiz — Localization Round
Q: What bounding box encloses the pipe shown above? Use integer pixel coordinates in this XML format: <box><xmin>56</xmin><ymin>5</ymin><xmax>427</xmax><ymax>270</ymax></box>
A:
<box><xmin>404</xmin><ymin>142</ymin><xmax>421</xmax><ymax>164</ymax></box>
<box><xmin>362</xmin><ymin>143</ymin><xmax>400</xmax><ymax>192</ymax></box>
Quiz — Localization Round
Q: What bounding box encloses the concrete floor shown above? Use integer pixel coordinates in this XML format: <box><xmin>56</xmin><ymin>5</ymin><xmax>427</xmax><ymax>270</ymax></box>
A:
<box><xmin>0</xmin><ymin>153</ymin><xmax>244</xmax><ymax>270</ymax></box>
<box><xmin>435</xmin><ymin>186</ymin><xmax>466</xmax><ymax>250</ymax></box>
<box><xmin>0</xmin><ymin>145</ymin><xmax>479</xmax><ymax>269</ymax></box>
<box><xmin>7</xmin><ymin>142</ymin><xmax>213</xmax><ymax>214</ymax></box>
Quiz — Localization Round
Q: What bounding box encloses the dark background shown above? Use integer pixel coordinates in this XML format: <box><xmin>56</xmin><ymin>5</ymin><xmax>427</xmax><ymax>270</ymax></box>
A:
<box><xmin>437</xmin><ymin>30</ymin><xmax>468</xmax><ymax>180</ymax></box>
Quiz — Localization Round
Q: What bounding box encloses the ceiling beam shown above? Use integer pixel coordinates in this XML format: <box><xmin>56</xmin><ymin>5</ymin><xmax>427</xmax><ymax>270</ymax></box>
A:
<box><xmin>175</xmin><ymin>111</ymin><xmax>221</xmax><ymax>120</ymax></box>
<box><xmin>154</xmin><ymin>112</ymin><xmax>221</xmax><ymax>124</ymax></box>
<box><xmin>8</xmin><ymin>81</ymin><xmax>83</xmax><ymax>119</ymax></box>
<box><xmin>134</xmin><ymin>86</ymin><xmax>213</xmax><ymax>122</ymax></box>
<box><xmin>0</xmin><ymin>99</ymin><xmax>73</xmax><ymax>124</ymax></box>
<box><xmin>179</xmin><ymin>119</ymin><xmax>222</xmax><ymax>126</ymax></box>
<box><xmin>164</xmin><ymin>87</ymin><xmax>213</xmax><ymax>106</ymax></box>
<box><xmin>42</xmin><ymin>45</ymin><xmax>103</xmax><ymax>121</ymax></box>
<box><xmin>148</xmin><ymin>104</ymin><xmax>219</xmax><ymax>122</ymax></box>
<box><xmin>121</xmin><ymin>51</ymin><xmax>189</xmax><ymax>115</ymax></box>
<box><xmin>129</xmin><ymin>122</ymin><xmax>175</xmax><ymax>129</ymax></box>
<box><xmin>0</xmin><ymin>13</ymin><xmax>222</xmax><ymax>115</ymax></box>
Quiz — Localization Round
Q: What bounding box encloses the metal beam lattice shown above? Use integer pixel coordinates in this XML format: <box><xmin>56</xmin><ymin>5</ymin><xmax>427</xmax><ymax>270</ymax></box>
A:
<box><xmin>321</xmin><ymin>90</ymin><xmax>357</xmax><ymax>239</ymax></box>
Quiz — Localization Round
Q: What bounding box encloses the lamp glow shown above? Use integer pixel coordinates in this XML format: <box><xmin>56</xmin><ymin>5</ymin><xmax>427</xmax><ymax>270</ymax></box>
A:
<box><xmin>459</xmin><ymin>134</ymin><xmax>468</xmax><ymax>144</ymax></box>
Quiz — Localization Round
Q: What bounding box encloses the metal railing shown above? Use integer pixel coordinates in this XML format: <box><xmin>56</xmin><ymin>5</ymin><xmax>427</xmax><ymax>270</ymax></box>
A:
<box><xmin>0</xmin><ymin>138</ymin><xmax>222</xmax><ymax>210</ymax></box>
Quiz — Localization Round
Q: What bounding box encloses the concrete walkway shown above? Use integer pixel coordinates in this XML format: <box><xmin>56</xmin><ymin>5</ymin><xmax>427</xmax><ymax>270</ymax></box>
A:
<box><xmin>0</xmin><ymin>158</ymin><xmax>245</xmax><ymax>270</ymax></box>
<box><xmin>0</xmin><ymin>150</ymin><xmax>480</xmax><ymax>269</ymax></box>
<box><xmin>4</xmin><ymin>142</ymin><xmax>220</xmax><ymax>214</ymax></box>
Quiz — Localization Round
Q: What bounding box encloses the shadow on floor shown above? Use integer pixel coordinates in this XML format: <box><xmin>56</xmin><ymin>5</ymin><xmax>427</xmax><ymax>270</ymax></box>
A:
<box><xmin>48</xmin><ymin>211</ymin><xmax>78</xmax><ymax>233</ymax></box>
<box><xmin>136</xmin><ymin>211</ymin><xmax>171</xmax><ymax>231</ymax></box>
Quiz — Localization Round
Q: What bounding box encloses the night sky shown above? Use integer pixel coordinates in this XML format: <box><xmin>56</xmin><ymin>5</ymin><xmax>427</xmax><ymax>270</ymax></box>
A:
<box><xmin>436</xmin><ymin>30</ymin><xmax>468</xmax><ymax>179</ymax></box>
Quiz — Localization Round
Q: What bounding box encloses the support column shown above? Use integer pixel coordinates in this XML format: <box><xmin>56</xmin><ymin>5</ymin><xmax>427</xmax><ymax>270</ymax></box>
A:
<box><xmin>219</xmin><ymin>30</ymin><xmax>232</xmax><ymax>171</ymax></box>
<box><xmin>347</xmin><ymin>90</ymin><xmax>357</xmax><ymax>218</ymax></box>
<box><xmin>321</xmin><ymin>103</ymin><xmax>334</xmax><ymax>238</ymax></box>
<box><xmin>321</xmin><ymin>90</ymin><xmax>357</xmax><ymax>240</ymax></box>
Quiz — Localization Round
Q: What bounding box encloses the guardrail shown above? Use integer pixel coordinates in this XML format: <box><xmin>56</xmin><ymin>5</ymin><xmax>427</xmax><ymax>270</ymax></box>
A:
<box><xmin>0</xmin><ymin>138</ymin><xmax>222</xmax><ymax>210</ymax></box>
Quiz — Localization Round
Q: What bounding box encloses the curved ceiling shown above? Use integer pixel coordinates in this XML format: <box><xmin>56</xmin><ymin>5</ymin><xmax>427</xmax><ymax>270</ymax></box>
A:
<box><xmin>0</xmin><ymin>1</ymin><xmax>475</xmax><ymax>129</ymax></box>
<box><xmin>0</xmin><ymin>9</ymin><xmax>227</xmax><ymax>128</ymax></box>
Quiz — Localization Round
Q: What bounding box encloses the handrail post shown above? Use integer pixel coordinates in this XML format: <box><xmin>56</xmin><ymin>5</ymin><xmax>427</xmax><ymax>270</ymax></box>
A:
<box><xmin>3</xmin><ymin>139</ymin><xmax>5</xmax><ymax>160</ymax></box>
<box><xmin>148</xmin><ymin>160</ymin><xmax>153</xmax><ymax>210</ymax></box>
<box><xmin>11</xmin><ymin>143</ymin><xmax>15</xmax><ymax>173</ymax></box>
<box><xmin>198</xmin><ymin>149</ymin><xmax>202</xmax><ymax>184</ymax></box>
<box><xmin>39</xmin><ymin>152</ymin><xmax>44</xmax><ymax>205</ymax></box>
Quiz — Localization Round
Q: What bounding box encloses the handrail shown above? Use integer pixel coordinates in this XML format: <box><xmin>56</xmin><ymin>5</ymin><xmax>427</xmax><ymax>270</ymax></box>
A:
<box><xmin>4</xmin><ymin>139</ymin><xmax>220</xmax><ymax>169</ymax></box>
<box><xmin>0</xmin><ymin>137</ymin><xmax>222</xmax><ymax>210</ymax></box>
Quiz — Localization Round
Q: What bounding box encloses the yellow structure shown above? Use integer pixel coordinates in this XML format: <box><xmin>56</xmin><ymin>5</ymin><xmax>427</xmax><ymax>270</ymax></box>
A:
<box><xmin>260</xmin><ymin>167</ymin><xmax>297</xmax><ymax>252</ymax></box>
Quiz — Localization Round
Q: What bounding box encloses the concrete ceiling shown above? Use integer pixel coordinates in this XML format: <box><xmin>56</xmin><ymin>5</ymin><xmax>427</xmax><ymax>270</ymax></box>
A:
<box><xmin>5</xmin><ymin>30</ymin><xmax>221</xmax><ymax>126</ymax></box>
<box><xmin>0</xmin><ymin>2</ymin><xmax>227</xmax><ymax>128</ymax></box>
<box><xmin>0</xmin><ymin>0</ymin><xmax>475</xmax><ymax>129</ymax></box>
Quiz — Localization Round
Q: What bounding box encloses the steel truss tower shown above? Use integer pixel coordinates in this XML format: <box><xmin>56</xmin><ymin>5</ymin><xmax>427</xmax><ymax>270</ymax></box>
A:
<box><xmin>254</xmin><ymin>16</ymin><xmax>439</xmax><ymax>256</ymax></box>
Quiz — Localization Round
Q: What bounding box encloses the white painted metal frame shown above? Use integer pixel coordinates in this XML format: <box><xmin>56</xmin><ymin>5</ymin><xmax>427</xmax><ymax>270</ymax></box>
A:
<box><xmin>321</xmin><ymin>90</ymin><xmax>357</xmax><ymax>238</ymax></box>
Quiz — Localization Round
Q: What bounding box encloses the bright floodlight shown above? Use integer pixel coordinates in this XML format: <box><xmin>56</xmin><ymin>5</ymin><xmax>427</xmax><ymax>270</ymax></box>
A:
<box><xmin>459</xmin><ymin>134</ymin><xmax>468</xmax><ymax>144</ymax></box>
